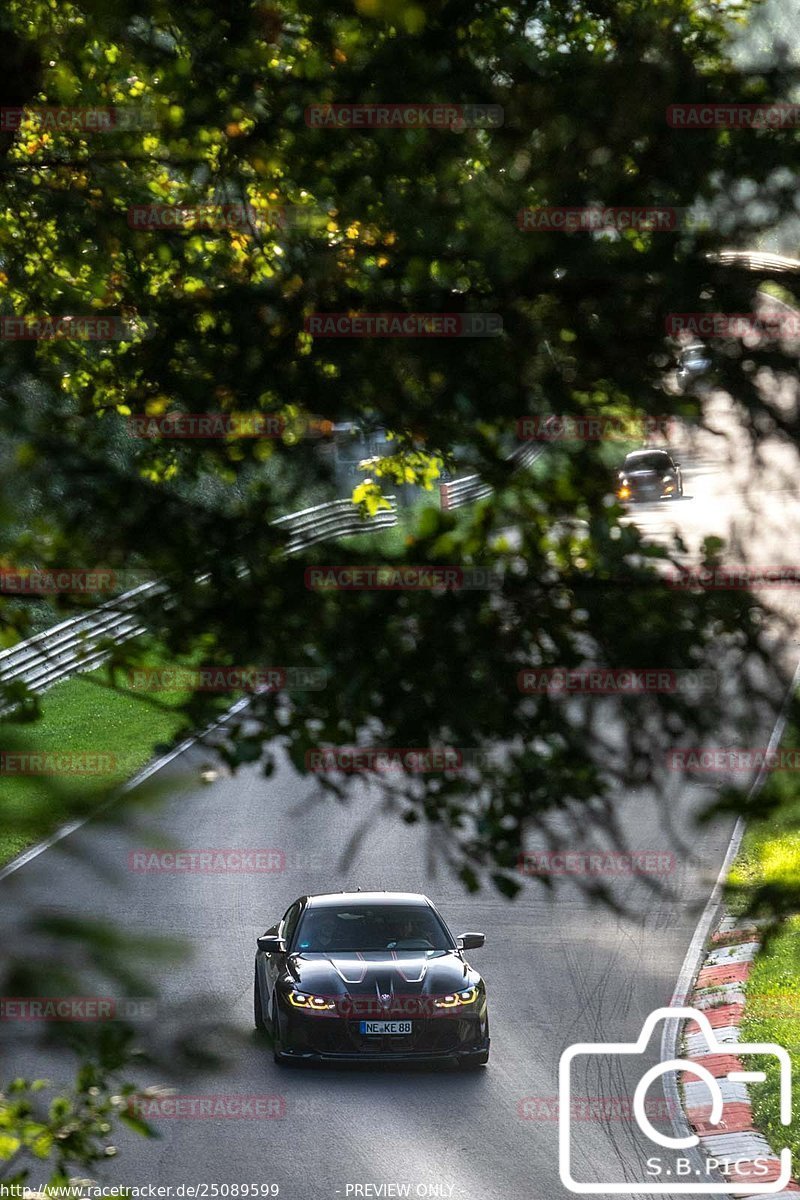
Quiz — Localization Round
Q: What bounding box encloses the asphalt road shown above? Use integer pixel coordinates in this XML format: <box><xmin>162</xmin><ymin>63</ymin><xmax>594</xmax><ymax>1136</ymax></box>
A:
<box><xmin>0</xmin><ymin>739</ymin><xmax>746</xmax><ymax>1200</ymax></box>
<box><xmin>2</xmin><ymin>388</ymin><xmax>800</xmax><ymax>1200</ymax></box>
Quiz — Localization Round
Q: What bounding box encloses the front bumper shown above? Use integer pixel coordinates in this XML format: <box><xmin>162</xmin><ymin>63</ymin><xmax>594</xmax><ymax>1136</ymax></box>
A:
<box><xmin>619</xmin><ymin>484</ymin><xmax>677</xmax><ymax>502</ymax></box>
<box><xmin>276</xmin><ymin>1041</ymin><xmax>490</xmax><ymax>1064</ymax></box>
<box><xmin>277</xmin><ymin>1006</ymin><xmax>489</xmax><ymax>1062</ymax></box>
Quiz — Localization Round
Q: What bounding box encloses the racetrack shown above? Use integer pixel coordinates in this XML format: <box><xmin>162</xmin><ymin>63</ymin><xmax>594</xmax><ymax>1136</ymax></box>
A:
<box><xmin>0</xmin><ymin>739</ymin><xmax>747</xmax><ymax>1200</ymax></box>
<box><xmin>2</xmin><ymin>386</ymin><xmax>800</xmax><ymax>1200</ymax></box>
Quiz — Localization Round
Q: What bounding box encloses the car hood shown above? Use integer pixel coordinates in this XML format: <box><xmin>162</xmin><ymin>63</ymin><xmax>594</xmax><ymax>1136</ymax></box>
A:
<box><xmin>282</xmin><ymin>950</ymin><xmax>474</xmax><ymax>995</ymax></box>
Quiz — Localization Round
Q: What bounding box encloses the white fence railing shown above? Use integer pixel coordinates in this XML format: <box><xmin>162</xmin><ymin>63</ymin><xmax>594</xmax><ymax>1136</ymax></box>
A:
<box><xmin>0</xmin><ymin>581</ymin><xmax>165</xmax><ymax>711</ymax></box>
<box><xmin>273</xmin><ymin>496</ymin><xmax>397</xmax><ymax>554</ymax></box>
<box><xmin>439</xmin><ymin>443</ymin><xmax>544</xmax><ymax>511</ymax></box>
<box><xmin>0</xmin><ymin>496</ymin><xmax>398</xmax><ymax>708</ymax></box>
<box><xmin>711</xmin><ymin>250</ymin><xmax>800</xmax><ymax>273</ymax></box>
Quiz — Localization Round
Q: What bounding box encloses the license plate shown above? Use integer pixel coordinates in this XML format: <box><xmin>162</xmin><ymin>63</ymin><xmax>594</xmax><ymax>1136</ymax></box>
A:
<box><xmin>360</xmin><ymin>1020</ymin><xmax>412</xmax><ymax>1035</ymax></box>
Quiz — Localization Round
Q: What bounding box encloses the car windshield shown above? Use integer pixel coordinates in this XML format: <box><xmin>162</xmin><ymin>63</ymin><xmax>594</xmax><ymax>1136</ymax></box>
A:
<box><xmin>293</xmin><ymin>904</ymin><xmax>455</xmax><ymax>953</ymax></box>
<box><xmin>624</xmin><ymin>452</ymin><xmax>671</xmax><ymax>472</ymax></box>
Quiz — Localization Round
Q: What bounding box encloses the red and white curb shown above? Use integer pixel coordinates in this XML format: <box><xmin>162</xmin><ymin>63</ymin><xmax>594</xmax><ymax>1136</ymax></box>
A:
<box><xmin>679</xmin><ymin>916</ymin><xmax>798</xmax><ymax>1197</ymax></box>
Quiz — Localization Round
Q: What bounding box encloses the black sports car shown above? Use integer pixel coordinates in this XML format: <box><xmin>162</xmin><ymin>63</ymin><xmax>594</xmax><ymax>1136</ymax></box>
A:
<box><xmin>616</xmin><ymin>449</ymin><xmax>683</xmax><ymax>502</ymax></box>
<box><xmin>254</xmin><ymin>890</ymin><xmax>490</xmax><ymax>1067</ymax></box>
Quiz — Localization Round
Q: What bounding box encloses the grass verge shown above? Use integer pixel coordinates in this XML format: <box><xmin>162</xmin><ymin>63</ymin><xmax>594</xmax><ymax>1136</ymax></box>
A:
<box><xmin>334</xmin><ymin>494</ymin><xmax>442</xmax><ymax>555</ymax></box>
<box><xmin>0</xmin><ymin>647</ymin><xmax>231</xmax><ymax>867</ymax></box>
<box><xmin>725</xmin><ymin>729</ymin><xmax>800</xmax><ymax>1163</ymax></box>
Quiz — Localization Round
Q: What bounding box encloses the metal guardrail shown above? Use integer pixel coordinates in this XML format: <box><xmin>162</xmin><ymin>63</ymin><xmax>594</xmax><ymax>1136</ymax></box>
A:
<box><xmin>272</xmin><ymin>495</ymin><xmax>398</xmax><ymax>554</ymax></box>
<box><xmin>710</xmin><ymin>250</ymin><xmax>800</xmax><ymax>273</ymax></box>
<box><xmin>0</xmin><ymin>496</ymin><xmax>398</xmax><ymax>707</ymax></box>
<box><xmin>439</xmin><ymin>476</ymin><xmax>494</xmax><ymax>510</ymax></box>
<box><xmin>439</xmin><ymin>444</ymin><xmax>544</xmax><ymax>511</ymax></box>
<box><xmin>0</xmin><ymin>581</ymin><xmax>166</xmax><ymax>715</ymax></box>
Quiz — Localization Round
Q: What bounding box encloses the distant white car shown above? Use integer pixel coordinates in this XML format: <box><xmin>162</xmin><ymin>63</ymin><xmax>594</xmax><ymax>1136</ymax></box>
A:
<box><xmin>676</xmin><ymin>342</ymin><xmax>712</xmax><ymax>391</ymax></box>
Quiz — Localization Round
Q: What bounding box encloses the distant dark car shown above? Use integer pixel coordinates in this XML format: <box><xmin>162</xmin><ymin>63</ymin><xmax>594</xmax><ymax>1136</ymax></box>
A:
<box><xmin>617</xmin><ymin>449</ymin><xmax>683</xmax><ymax>502</ymax></box>
<box><xmin>254</xmin><ymin>891</ymin><xmax>490</xmax><ymax>1068</ymax></box>
<box><xmin>676</xmin><ymin>342</ymin><xmax>712</xmax><ymax>391</ymax></box>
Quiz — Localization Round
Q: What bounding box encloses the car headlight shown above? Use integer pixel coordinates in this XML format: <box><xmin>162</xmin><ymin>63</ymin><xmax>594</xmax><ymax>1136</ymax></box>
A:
<box><xmin>618</xmin><ymin>485</ymin><xmax>631</xmax><ymax>500</ymax></box>
<box><xmin>433</xmin><ymin>986</ymin><xmax>479</xmax><ymax>1008</ymax></box>
<box><xmin>286</xmin><ymin>990</ymin><xmax>336</xmax><ymax>1011</ymax></box>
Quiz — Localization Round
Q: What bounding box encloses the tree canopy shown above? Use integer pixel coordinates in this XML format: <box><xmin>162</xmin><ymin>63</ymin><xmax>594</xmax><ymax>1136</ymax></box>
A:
<box><xmin>1</xmin><ymin>0</ymin><xmax>799</xmax><ymax>895</ymax></box>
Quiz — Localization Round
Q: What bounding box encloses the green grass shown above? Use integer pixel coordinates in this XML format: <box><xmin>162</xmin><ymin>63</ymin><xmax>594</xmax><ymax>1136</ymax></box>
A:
<box><xmin>738</xmin><ymin>918</ymin><xmax>800</xmax><ymax>1161</ymax></box>
<box><xmin>334</xmin><ymin>494</ymin><xmax>448</xmax><ymax>555</ymax></box>
<box><xmin>0</xmin><ymin>652</ymin><xmax>219</xmax><ymax>867</ymax></box>
<box><xmin>725</xmin><ymin>728</ymin><xmax>800</xmax><ymax>1161</ymax></box>
<box><xmin>727</xmin><ymin>733</ymin><xmax>800</xmax><ymax>906</ymax></box>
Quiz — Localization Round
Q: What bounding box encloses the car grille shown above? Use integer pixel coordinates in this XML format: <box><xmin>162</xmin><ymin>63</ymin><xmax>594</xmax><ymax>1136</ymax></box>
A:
<box><xmin>297</xmin><ymin>1017</ymin><xmax>473</xmax><ymax>1055</ymax></box>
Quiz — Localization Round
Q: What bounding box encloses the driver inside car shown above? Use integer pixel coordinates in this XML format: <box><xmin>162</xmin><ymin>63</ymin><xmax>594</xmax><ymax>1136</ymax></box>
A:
<box><xmin>389</xmin><ymin>915</ymin><xmax>434</xmax><ymax>947</ymax></box>
<box><xmin>313</xmin><ymin>914</ymin><xmax>340</xmax><ymax>951</ymax></box>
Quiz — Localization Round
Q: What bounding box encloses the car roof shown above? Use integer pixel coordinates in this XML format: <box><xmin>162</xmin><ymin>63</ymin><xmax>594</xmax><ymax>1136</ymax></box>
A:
<box><xmin>306</xmin><ymin>891</ymin><xmax>432</xmax><ymax>908</ymax></box>
<box><xmin>625</xmin><ymin>448</ymin><xmax>671</xmax><ymax>459</ymax></box>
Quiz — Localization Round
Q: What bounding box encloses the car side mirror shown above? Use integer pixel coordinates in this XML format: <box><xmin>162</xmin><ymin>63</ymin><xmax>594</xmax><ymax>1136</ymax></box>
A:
<box><xmin>257</xmin><ymin>935</ymin><xmax>286</xmax><ymax>954</ymax></box>
<box><xmin>458</xmin><ymin>932</ymin><xmax>485</xmax><ymax>950</ymax></box>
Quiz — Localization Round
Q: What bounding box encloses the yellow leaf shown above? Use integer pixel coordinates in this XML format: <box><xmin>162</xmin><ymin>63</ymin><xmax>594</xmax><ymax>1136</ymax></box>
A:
<box><xmin>0</xmin><ymin>1134</ymin><xmax>21</xmax><ymax>1158</ymax></box>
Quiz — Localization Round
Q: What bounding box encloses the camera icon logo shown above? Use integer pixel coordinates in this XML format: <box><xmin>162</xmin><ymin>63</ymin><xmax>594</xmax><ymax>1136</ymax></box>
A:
<box><xmin>559</xmin><ymin>1006</ymin><xmax>792</xmax><ymax>1194</ymax></box>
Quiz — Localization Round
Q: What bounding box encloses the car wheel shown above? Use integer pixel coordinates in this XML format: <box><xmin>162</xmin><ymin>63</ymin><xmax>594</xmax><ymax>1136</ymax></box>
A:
<box><xmin>254</xmin><ymin>967</ymin><xmax>265</xmax><ymax>1031</ymax></box>
<box><xmin>270</xmin><ymin>999</ymin><xmax>289</xmax><ymax>1065</ymax></box>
